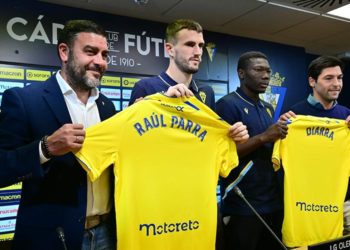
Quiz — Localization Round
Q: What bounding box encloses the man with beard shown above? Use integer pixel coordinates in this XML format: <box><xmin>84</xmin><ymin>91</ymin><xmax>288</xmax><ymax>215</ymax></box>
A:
<box><xmin>128</xmin><ymin>19</ymin><xmax>248</xmax><ymax>250</ymax></box>
<box><xmin>0</xmin><ymin>20</ymin><xmax>116</xmax><ymax>249</ymax></box>
<box><xmin>129</xmin><ymin>19</ymin><xmax>214</xmax><ymax>109</ymax></box>
<box><xmin>216</xmin><ymin>51</ymin><xmax>288</xmax><ymax>250</ymax></box>
<box><xmin>129</xmin><ymin>19</ymin><xmax>248</xmax><ymax>141</ymax></box>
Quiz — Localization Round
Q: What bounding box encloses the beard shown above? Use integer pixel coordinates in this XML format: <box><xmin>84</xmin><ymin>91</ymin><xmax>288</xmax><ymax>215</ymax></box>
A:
<box><xmin>66</xmin><ymin>53</ymin><xmax>103</xmax><ymax>91</ymax></box>
<box><xmin>174</xmin><ymin>55</ymin><xmax>200</xmax><ymax>74</ymax></box>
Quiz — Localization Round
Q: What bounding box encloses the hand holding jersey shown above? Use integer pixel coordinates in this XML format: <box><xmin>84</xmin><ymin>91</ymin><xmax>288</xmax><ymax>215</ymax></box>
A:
<box><xmin>228</xmin><ymin>122</ymin><xmax>249</xmax><ymax>144</ymax></box>
<box><xmin>45</xmin><ymin>123</ymin><xmax>86</xmax><ymax>157</ymax></box>
<box><xmin>165</xmin><ymin>83</ymin><xmax>194</xmax><ymax>98</ymax></box>
<box><xmin>346</xmin><ymin>115</ymin><xmax>350</xmax><ymax>128</ymax></box>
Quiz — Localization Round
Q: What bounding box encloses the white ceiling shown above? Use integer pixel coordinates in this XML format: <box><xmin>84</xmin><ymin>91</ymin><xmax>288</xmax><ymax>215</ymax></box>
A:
<box><xmin>40</xmin><ymin>0</ymin><xmax>350</xmax><ymax>56</ymax></box>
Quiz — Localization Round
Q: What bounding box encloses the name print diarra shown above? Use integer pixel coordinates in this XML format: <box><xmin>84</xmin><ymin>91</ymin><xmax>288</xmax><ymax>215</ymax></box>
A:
<box><xmin>306</xmin><ymin>126</ymin><xmax>334</xmax><ymax>141</ymax></box>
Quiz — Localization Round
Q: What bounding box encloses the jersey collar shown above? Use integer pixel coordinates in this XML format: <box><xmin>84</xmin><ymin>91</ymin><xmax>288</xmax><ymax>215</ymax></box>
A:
<box><xmin>307</xmin><ymin>94</ymin><xmax>337</xmax><ymax>110</ymax></box>
<box><xmin>236</xmin><ymin>87</ymin><xmax>265</xmax><ymax>107</ymax></box>
<box><xmin>159</xmin><ymin>72</ymin><xmax>199</xmax><ymax>93</ymax></box>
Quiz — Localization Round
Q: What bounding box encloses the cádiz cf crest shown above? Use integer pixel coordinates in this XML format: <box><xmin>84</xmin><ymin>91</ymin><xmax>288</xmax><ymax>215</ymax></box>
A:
<box><xmin>199</xmin><ymin>91</ymin><xmax>206</xmax><ymax>103</ymax></box>
<box><xmin>206</xmin><ymin>42</ymin><xmax>216</xmax><ymax>62</ymax></box>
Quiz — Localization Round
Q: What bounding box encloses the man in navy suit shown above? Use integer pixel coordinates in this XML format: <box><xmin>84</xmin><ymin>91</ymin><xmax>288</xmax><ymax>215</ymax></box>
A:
<box><xmin>0</xmin><ymin>20</ymin><xmax>116</xmax><ymax>249</ymax></box>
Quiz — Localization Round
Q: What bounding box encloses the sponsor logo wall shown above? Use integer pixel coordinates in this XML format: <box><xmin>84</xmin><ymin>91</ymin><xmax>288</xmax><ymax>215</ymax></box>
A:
<box><xmin>0</xmin><ymin>64</ymin><xmax>141</xmax><ymax>112</ymax></box>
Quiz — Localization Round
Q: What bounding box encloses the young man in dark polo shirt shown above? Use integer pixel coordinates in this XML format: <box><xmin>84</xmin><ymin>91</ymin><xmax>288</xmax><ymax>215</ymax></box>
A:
<box><xmin>129</xmin><ymin>19</ymin><xmax>248</xmax><ymax>142</ymax></box>
<box><xmin>129</xmin><ymin>19</ymin><xmax>215</xmax><ymax>110</ymax></box>
<box><xmin>216</xmin><ymin>51</ymin><xmax>288</xmax><ymax>250</ymax></box>
<box><xmin>280</xmin><ymin>55</ymin><xmax>350</xmax><ymax>236</ymax></box>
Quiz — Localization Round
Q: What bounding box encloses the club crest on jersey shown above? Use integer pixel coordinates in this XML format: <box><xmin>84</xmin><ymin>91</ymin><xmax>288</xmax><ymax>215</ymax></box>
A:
<box><xmin>244</xmin><ymin>108</ymin><xmax>248</xmax><ymax>114</ymax></box>
<box><xmin>199</xmin><ymin>91</ymin><xmax>206</xmax><ymax>103</ymax></box>
<box><xmin>266</xmin><ymin>108</ymin><xmax>272</xmax><ymax>118</ymax></box>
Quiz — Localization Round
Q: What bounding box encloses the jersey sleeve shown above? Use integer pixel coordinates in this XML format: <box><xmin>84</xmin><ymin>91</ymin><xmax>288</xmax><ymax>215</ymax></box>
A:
<box><xmin>75</xmin><ymin>113</ymin><xmax>124</xmax><ymax>181</ymax></box>
<box><xmin>271</xmin><ymin>139</ymin><xmax>282</xmax><ymax>171</ymax></box>
<box><xmin>219</xmin><ymin>139</ymin><xmax>239</xmax><ymax>177</ymax></box>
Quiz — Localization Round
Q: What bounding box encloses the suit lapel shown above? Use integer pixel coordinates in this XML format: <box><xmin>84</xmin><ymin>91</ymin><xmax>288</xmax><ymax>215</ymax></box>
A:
<box><xmin>96</xmin><ymin>97</ymin><xmax>110</xmax><ymax>121</ymax></box>
<box><xmin>42</xmin><ymin>76</ymin><xmax>72</xmax><ymax>125</ymax></box>
<box><xmin>43</xmin><ymin>75</ymin><xmax>113</xmax><ymax>124</ymax></box>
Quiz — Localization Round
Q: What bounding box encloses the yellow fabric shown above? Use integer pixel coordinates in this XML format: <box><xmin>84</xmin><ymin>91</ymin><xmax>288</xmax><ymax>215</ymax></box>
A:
<box><xmin>75</xmin><ymin>93</ymin><xmax>238</xmax><ymax>250</ymax></box>
<box><xmin>272</xmin><ymin>115</ymin><xmax>350</xmax><ymax>247</ymax></box>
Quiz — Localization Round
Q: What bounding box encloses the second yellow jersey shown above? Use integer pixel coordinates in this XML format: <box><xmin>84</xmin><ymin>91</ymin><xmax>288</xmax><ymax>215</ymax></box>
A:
<box><xmin>75</xmin><ymin>93</ymin><xmax>238</xmax><ymax>250</ymax></box>
<box><xmin>272</xmin><ymin>115</ymin><xmax>350</xmax><ymax>247</ymax></box>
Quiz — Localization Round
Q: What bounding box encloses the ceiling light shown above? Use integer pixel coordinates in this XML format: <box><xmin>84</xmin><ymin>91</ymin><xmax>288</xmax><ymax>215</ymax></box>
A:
<box><xmin>256</xmin><ymin>0</ymin><xmax>350</xmax><ymax>23</ymax></box>
<box><xmin>322</xmin><ymin>14</ymin><xmax>350</xmax><ymax>23</ymax></box>
<box><xmin>134</xmin><ymin>0</ymin><xmax>149</xmax><ymax>5</ymax></box>
<box><xmin>266</xmin><ymin>1</ymin><xmax>319</xmax><ymax>15</ymax></box>
<box><xmin>327</xmin><ymin>3</ymin><xmax>350</xmax><ymax>20</ymax></box>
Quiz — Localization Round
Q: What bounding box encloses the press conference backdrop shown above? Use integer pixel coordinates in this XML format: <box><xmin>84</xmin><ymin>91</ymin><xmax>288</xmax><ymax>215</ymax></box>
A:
<box><xmin>0</xmin><ymin>0</ymin><xmax>330</xmax><ymax>241</ymax></box>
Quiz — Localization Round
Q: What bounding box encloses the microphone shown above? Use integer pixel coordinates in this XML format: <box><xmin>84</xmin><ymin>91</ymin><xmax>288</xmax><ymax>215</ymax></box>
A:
<box><xmin>233</xmin><ymin>186</ymin><xmax>288</xmax><ymax>250</ymax></box>
<box><xmin>56</xmin><ymin>227</ymin><xmax>68</xmax><ymax>250</ymax></box>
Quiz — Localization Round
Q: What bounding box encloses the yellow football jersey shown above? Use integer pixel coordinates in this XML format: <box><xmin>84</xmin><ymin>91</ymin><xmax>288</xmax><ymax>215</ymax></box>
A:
<box><xmin>75</xmin><ymin>93</ymin><xmax>239</xmax><ymax>250</ymax></box>
<box><xmin>272</xmin><ymin>115</ymin><xmax>350</xmax><ymax>247</ymax></box>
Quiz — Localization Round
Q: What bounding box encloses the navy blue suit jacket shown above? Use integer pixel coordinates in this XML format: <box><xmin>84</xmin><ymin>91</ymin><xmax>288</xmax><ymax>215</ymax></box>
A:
<box><xmin>0</xmin><ymin>75</ymin><xmax>116</xmax><ymax>249</ymax></box>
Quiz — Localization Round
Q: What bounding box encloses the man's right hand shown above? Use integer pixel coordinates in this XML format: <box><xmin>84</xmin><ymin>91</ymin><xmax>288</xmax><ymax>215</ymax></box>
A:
<box><xmin>46</xmin><ymin>124</ymin><xmax>85</xmax><ymax>156</ymax></box>
<box><xmin>134</xmin><ymin>97</ymin><xmax>144</xmax><ymax>103</ymax></box>
<box><xmin>260</xmin><ymin>121</ymin><xmax>288</xmax><ymax>143</ymax></box>
<box><xmin>165</xmin><ymin>83</ymin><xmax>194</xmax><ymax>98</ymax></box>
<box><xmin>279</xmin><ymin>110</ymin><xmax>296</xmax><ymax>122</ymax></box>
<box><xmin>346</xmin><ymin>115</ymin><xmax>350</xmax><ymax>128</ymax></box>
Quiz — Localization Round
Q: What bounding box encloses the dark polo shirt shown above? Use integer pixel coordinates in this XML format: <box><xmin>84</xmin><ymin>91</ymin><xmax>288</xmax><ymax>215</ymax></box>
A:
<box><xmin>216</xmin><ymin>87</ymin><xmax>283</xmax><ymax>215</ymax></box>
<box><xmin>129</xmin><ymin>72</ymin><xmax>216</xmax><ymax>110</ymax></box>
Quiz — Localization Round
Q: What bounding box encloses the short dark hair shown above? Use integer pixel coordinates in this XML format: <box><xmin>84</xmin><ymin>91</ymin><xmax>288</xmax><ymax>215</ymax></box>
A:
<box><xmin>308</xmin><ymin>55</ymin><xmax>345</xmax><ymax>81</ymax></box>
<box><xmin>165</xmin><ymin>19</ymin><xmax>202</xmax><ymax>44</ymax></box>
<box><xmin>237</xmin><ymin>51</ymin><xmax>268</xmax><ymax>71</ymax></box>
<box><xmin>58</xmin><ymin>20</ymin><xmax>107</xmax><ymax>50</ymax></box>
